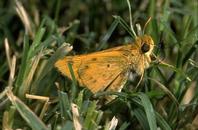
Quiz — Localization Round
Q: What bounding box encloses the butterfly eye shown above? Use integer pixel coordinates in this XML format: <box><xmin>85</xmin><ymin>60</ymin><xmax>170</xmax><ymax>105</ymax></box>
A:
<box><xmin>141</xmin><ymin>43</ymin><xmax>150</xmax><ymax>53</ymax></box>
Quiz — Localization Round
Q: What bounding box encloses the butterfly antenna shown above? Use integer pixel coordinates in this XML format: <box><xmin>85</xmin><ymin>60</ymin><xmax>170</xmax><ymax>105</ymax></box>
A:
<box><xmin>143</xmin><ymin>17</ymin><xmax>152</xmax><ymax>34</ymax></box>
<box><xmin>127</xmin><ymin>0</ymin><xmax>137</xmax><ymax>38</ymax></box>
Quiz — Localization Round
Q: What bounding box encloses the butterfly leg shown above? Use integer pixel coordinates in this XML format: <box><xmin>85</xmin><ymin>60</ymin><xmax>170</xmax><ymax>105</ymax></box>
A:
<box><xmin>105</xmin><ymin>72</ymin><xmax>128</xmax><ymax>101</ymax></box>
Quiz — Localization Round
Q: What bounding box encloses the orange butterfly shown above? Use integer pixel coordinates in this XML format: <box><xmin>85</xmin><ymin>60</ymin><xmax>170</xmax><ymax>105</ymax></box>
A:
<box><xmin>55</xmin><ymin>35</ymin><xmax>154</xmax><ymax>93</ymax></box>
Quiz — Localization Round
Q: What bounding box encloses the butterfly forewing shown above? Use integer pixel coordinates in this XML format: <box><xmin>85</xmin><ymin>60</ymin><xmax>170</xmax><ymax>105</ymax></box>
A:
<box><xmin>55</xmin><ymin>46</ymin><xmax>135</xmax><ymax>93</ymax></box>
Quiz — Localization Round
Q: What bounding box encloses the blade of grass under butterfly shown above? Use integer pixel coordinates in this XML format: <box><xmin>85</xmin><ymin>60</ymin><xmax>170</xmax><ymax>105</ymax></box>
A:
<box><xmin>95</xmin><ymin>111</ymin><xmax>103</xmax><ymax>127</ymax></box>
<box><xmin>118</xmin><ymin>122</ymin><xmax>130</xmax><ymax>130</ymax></box>
<box><xmin>156</xmin><ymin>112</ymin><xmax>172</xmax><ymax>130</ymax></box>
<box><xmin>67</xmin><ymin>63</ymin><xmax>77</xmax><ymax>100</ymax></box>
<box><xmin>136</xmin><ymin>92</ymin><xmax>157</xmax><ymax>130</ymax></box>
<box><xmin>62</xmin><ymin>121</ymin><xmax>73</xmax><ymax>130</ymax></box>
<box><xmin>76</xmin><ymin>90</ymin><xmax>84</xmax><ymax>111</ymax></box>
<box><xmin>148</xmin><ymin>77</ymin><xmax>179</xmax><ymax>106</ymax></box>
<box><xmin>83</xmin><ymin>101</ymin><xmax>97</xmax><ymax>129</ymax></box>
<box><xmin>133</xmin><ymin>108</ymin><xmax>150</xmax><ymax>130</ymax></box>
<box><xmin>58</xmin><ymin>91</ymin><xmax>72</xmax><ymax>120</ymax></box>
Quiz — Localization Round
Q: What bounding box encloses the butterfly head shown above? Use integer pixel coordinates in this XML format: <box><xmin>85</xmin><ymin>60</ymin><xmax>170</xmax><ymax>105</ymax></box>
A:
<box><xmin>137</xmin><ymin>35</ymin><xmax>154</xmax><ymax>56</ymax></box>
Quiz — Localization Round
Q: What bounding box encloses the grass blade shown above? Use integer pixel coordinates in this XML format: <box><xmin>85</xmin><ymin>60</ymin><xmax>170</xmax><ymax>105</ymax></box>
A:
<box><xmin>6</xmin><ymin>88</ymin><xmax>48</xmax><ymax>130</ymax></box>
<box><xmin>136</xmin><ymin>92</ymin><xmax>157</xmax><ymax>130</ymax></box>
<box><xmin>98</xmin><ymin>19</ymin><xmax>119</xmax><ymax>50</ymax></box>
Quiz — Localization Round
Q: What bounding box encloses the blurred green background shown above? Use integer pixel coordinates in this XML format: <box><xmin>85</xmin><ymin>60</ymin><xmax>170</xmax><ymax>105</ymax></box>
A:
<box><xmin>0</xmin><ymin>0</ymin><xmax>198</xmax><ymax>130</ymax></box>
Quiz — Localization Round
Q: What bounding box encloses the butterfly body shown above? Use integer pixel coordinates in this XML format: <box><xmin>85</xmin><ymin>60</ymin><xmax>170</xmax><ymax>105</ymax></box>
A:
<box><xmin>55</xmin><ymin>35</ymin><xmax>154</xmax><ymax>93</ymax></box>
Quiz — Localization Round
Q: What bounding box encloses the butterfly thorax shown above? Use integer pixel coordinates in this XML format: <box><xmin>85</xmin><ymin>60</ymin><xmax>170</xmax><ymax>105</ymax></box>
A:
<box><xmin>127</xmin><ymin>35</ymin><xmax>154</xmax><ymax>75</ymax></box>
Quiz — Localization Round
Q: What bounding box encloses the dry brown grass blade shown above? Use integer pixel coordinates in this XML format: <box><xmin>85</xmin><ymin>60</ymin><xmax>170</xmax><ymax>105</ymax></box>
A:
<box><xmin>25</xmin><ymin>94</ymin><xmax>50</xmax><ymax>119</ymax></box>
<box><xmin>4</xmin><ymin>38</ymin><xmax>16</xmax><ymax>88</ymax></box>
<box><xmin>14</xmin><ymin>0</ymin><xmax>34</xmax><ymax>37</ymax></box>
<box><xmin>108</xmin><ymin>116</ymin><xmax>118</xmax><ymax>130</ymax></box>
<box><xmin>71</xmin><ymin>103</ymin><xmax>82</xmax><ymax>130</ymax></box>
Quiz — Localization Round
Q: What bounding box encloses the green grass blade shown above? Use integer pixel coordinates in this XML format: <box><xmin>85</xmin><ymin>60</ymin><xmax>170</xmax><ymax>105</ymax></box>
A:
<box><xmin>58</xmin><ymin>91</ymin><xmax>72</xmax><ymax>120</ymax></box>
<box><xmin>76</xmin><ymin>90</ymin><xmax>84</xmax><ymax>110</ymax></box>
<box><xmin>6</xmin><ymin>89</ymin><xmax>48</xmax><ymax>130</ymax></box>
<box><xmin>67</xmin><ymin>63</ymin><xmax>77</xmax><ymax>100</ymax></box>
<box><xmin>28</xmin><ymin>28</ymin><xmax>46</xmax><ymax>59</ymax></box>
<box><xmin>97</xmin><ymin>19</ymin><xmax>119</xmax><ymax>50</ymax></box>
<box><xmin>148</xmin><ymin>77</ymin><xmax>179</xmax><ymax>106</ymax></box>
<box><xmin>118</xmin><ymin>122</ymin><xmax>130</xmax><ymax>130</ymax></box>
<box><xmin>84</xmin><ymin>101</ymin><xmax>97</xmax><ymax>129</ymax></box>
<box><xmin>113</xmin><ymin>15</ymin><xmax>135</xmax><ymax>39</ymax></box>
<box><xmin>61</xmin><ymin>121</ymin><xmax>73</xmax><ymax>130</ymax></box>
<box><xmin>15</xmin><ymin>35</ymin><xmax>29</xmax><ymax>91</ymax></box>
<box><xmin>181</xmin><ymin>25</ymin><xmax>198</xmax><ymax>47</ymax></box>
<box><xmin>181</xmin><ymin>25</ymin><xmax>198</xmax><ymax>65</ymax></box>
<box><xmin>136</xmin><ymin>92</ymin><xmax>157</xmax><ymax>130</ymax></box>
<box><xmin>133</xmin><ymin>108</ymin><xmax>149</xmax><ymax>130</ymax></box>
<box><xmin>156</xmin><ymin>112</ymin><xmax>172</xmax><ymax>130</ymax></box>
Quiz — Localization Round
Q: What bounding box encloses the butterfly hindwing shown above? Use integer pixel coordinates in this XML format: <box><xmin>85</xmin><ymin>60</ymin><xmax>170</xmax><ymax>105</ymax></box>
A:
<box><xmin>78</xmin><ymin>56</ymin><xmax>127</xmax><ymax>93</ymax></box>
